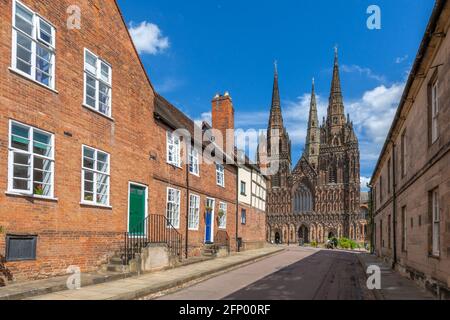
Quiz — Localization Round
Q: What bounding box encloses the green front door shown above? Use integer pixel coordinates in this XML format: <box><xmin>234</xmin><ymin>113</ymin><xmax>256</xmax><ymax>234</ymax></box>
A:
<box><xmin>128</xmin><ymin>184</ymin><xmax>147</xmax><ymax>235</ymax></box>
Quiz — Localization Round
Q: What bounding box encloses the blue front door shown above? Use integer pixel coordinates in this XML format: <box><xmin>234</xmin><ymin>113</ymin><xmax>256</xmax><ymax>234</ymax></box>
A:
<box><xmin>205</xmin><ymin>210</ymin><xmax>212</xmax><ymax>243</ymax></box>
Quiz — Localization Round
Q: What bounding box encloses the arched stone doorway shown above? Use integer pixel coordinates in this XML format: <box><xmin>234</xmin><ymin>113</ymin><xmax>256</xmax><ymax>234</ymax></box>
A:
<box><xmin>275</xmin><ymin>232</ymin><xmax>281</xmax><ymax>244</ymax></box>
<box><xmin>298</xmin><ymin>225</ymin><xmax>309</xmax><ymax>244</ymax></box>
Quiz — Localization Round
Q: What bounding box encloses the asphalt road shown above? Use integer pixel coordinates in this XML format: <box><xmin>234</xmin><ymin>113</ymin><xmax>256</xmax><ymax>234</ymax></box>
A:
<box><xmin>157</xmin><ymin>247</ymin><xmax>375</xmax><ymax>300</ymax></box>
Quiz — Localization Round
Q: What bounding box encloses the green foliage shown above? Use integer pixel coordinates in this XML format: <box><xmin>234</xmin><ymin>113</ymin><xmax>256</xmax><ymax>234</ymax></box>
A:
<box><xmin>310</xmin><ymin>241</ymin><xmax>318</xmax><ymax>248</ymax></box>
<box><xmin>338</xmin><ymin>238</ymin><xmax>359</xmax><ymax>250</ymax></box>
<box><xmin>34</xmin><ymin>185</ymin><xmax>44</xmax><ymax>196</ymax></box>
<box><xmin>0</xmin><ymin>226</ymin><xmax>5</xmax><ymax>234</ymax></box>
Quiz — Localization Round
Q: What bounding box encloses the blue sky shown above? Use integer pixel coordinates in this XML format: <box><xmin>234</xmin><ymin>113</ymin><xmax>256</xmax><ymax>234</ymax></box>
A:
<box><xmin>117</xmin><ymin>0</ymin><xmax>434</xmax><ymax>189</ymax></box>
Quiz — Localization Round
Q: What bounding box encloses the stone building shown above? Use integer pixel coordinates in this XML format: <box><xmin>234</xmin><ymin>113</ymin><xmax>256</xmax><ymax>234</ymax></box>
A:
<box><xmin>370</xmin><ymin>0</ymin><xmax>449</xmax><ymax>299</ymax></box>
<box><xmin>265</xmin><ymin>52</ymin><xmax>366</xmax><ymax>245</ymax></box>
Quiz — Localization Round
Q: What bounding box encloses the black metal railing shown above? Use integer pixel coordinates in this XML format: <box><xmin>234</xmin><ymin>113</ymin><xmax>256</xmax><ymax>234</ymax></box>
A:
<box><xmin>215</xmin><ymin>230</ymin><xmax>231</xmax><ymax>254</ymax></box>
<box><xmin>123</xmin><ymin>214</ymin><xmax>183</xmax><ymax>265</ymax></box>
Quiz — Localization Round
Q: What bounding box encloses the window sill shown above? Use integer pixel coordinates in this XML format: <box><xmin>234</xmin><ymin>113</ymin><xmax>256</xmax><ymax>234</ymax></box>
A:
<box><xmin>9</xmin><ymin>67</ymin><xmax>58</xmax><ymax>94</ymax></box>
<box><xmin>82</xmin><ymin>104</ymin><xmax>115</xmax><ymax>121</ymax></box>
<box><xmin>167</xmin><ymin>162</ymin><xmax>183</xmax><ymax>170</ymax></box>
<box><xmin>5</xmin><ymin>192</ymin><xmax>58</xmax><ymax>202</ymax></box>
<box><xmin>80</xmin><ymin>202</ymin><xmax>113</xmax><ymax>209</ymax></box>
<box><xmin>428</xmin><ymin>254</ymin><xmax>441</xmax><ymax>260</ymax></box>
<box><xmin>189</xmin><ymin>172</ymin><xmax>200</xmax><ymax>177</ymax></box>
<box><xmin>188</xmin><ymin>228</ymin><xmax>199</xmax><ymax>232</ymax></box>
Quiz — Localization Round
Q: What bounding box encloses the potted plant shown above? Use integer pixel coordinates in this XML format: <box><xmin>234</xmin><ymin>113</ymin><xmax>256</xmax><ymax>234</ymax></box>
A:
<box><xmin>217</xmin><ymin>209</ymin><xmax>225</xmax><ymax>223</ymax></box>
<box><xmin>34</xmin><ymin>185</ymin><xmax>44</xmax><ymax>196</ymax></box>
<box><xmin>0</xmin><ymin>226</ymin><xmax>5</xmax><ymax>234</ymax></box>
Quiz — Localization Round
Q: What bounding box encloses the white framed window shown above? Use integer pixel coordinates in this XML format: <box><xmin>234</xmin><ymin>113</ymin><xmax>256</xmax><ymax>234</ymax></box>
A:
<box><xmin>431</xmin><ymin>80</ymin><xmax>439</xmax><ymax>143</ymax></box>
<box><xmin>241</xmin><ymin>209</ymin><xmax>247</xmax><ymax>225</ymax></box>
<box><xmin>8</xmin><ymin>121</ymin><xmax>54</xmax><ymax>198</ymax></box>
<box><xmin>431</xmin><ymin>189</ymin><xmax>440</xmax><ymax>257</ymax></box>
<box><xmin>166</xmin><ymin>188</ymin><xmax>181</xmax><ymax>229</ymax></box>
<box><xmin>11</xmin><ymin>0</ymin><xmax>56</xmax><ymax>89</ymax></box>
<box><xmin>84</xmin><ymin>49</ymin><xmax>112</xmax><ymax>117</ymax></box>
<box><xmin>240</xmin><ymin>181</ymin><xmax>247</xmax><ymax>195</ymax></box>
<box><xmin>218</xmin><ymin>202</ymin><xmax>227</xmax><ymax>229</ymax></box>
<box><xmin>167</xmin><ymin>131</ymin><xmax>181</xmax><ymax>167</ymax></box>
<box><xmin>188</xmin><ymin>194</ymin><xmax>200</xmax><ymax>230</ymax></box>
<box><xmin>189</xmin><ymin>147</ymin><xmax>199</xmax><ymax>176</ymax></box>
<box><xmin>81</xmin><ymin>146</ymin><xmax>110</xmax><ymax>206</ymax></box>
<box><xmin>216</xmin><ymin>164</ymin><xmax>225</xmax><ymax>187</ymax></box>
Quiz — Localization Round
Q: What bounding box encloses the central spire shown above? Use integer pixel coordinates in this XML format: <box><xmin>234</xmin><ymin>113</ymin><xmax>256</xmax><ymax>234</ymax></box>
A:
<box><xmin>327</xmin><ymin>46</ymin><xmax>346</xmax><ymax>136</ymax></box>
<box><xmin>269</xmin><ymin>60</ymin><xmax>283</xmax><ymax>130</ymax></box>
<box><xmin>304</xmin><ymin>78</ymin><xmax>320</xmax><ymax>170</ymax></box>
<box><xmin>271</xmin><ymin>60</ymin><xmax>281</xmax><ymax>111</ymax></box>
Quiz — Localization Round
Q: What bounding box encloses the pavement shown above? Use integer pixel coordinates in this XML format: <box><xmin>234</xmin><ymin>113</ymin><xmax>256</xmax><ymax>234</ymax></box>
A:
<box><xmin>26</xmin><ymin>246</ymin><xmax>284</xmax><ymax>300</ymax></box>
<box><xmin>356</xmin><ymin>253</ymin><xmax>436</xmax><ymax>300</ymax></box>
<box><xmin>158</xmin><ymin>247</ymin><xmax>374</xmax><ymax>300</ymax></box>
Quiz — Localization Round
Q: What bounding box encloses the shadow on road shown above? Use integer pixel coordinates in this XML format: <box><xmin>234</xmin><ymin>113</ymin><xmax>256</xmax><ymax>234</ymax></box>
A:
<box><xmin>224</xmin><ymin>250</ymin><xmax>368</xmax><ymax>301</ymax></box>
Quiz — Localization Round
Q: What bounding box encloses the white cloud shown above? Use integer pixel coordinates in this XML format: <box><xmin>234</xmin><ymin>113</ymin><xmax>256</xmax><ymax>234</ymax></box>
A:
<box><xmin>395</xmin><ymin>55</ymin><xmax>409</xmax><ymax>64</ymax></box>
<box><xmin>348</xmin><ymin>83</ymin><xmax>405</xmax><ymax>144</ymax></box>
<box><xmin>341</xmin><ymin>64</ymin><xmax>386</xmax><ymax>83</ymax></box>
<box><xmin>360</xmin><ymin>176</ymin><xmax>371</xmax><ymax>191</ymax></box>
<box><xmin>129</xmin><ymin>21</ymin><xmax>169</xmax><ymax>55</ymax></box>
<box><xmin>194</xmin><ymin>112</ymin><xmax>212</xmax><ymax>127</ymax></box>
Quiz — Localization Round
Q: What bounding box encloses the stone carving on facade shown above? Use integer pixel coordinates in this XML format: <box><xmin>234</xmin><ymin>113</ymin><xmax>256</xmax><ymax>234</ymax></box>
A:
<box><xmin>262</xmin><ymin>51</ymin><xmax>368</xmax><ymax>244</ymax></box>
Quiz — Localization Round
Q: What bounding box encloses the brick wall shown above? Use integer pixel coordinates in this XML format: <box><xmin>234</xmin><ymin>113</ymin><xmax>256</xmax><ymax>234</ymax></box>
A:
<box><xmin>0</xmin><ymin>0</ymin><xmax>157</xmax><ymax>281</ymax></box>
<box><xmin>151</xmin><ymin>120</ymin><xmax>238</xmax><ymax>257</ymax></box>
<box><xmin>238</xmin><ymin>204</ymin><xmax>267</xmax><ymax>251</ymax></box>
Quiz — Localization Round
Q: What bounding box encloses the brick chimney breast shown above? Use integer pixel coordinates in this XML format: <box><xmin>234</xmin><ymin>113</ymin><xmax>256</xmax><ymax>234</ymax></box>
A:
<box><xmin>212</xmin><ymin>92</ymin><xmax>235</xmax><ymax>156</ymax></box>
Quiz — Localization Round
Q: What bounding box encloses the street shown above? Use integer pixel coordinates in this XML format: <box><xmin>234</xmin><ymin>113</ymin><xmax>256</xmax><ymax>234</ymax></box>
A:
<box><xmin>157</xmin><ymin>247</ymin><xmax>375</xmax><ymax>300</ymax></box>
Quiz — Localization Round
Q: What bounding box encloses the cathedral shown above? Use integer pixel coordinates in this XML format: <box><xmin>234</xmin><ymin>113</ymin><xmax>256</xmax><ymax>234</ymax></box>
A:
<box><xmin>262</xmin><ymin>50</ymin><xmax>368</xmax><ymax>245</ymax></box>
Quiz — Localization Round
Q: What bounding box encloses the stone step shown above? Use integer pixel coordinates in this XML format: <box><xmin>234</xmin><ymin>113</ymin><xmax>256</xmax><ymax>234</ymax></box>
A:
<box><xmin>106</xmin><ymin>264</ymin><xmax>130</xmax><ymax>273</ymax></box>
<box><xmin>108</xmin><ymin>257</ymin><xmax>123</xmax><ymax>265</ymax></box>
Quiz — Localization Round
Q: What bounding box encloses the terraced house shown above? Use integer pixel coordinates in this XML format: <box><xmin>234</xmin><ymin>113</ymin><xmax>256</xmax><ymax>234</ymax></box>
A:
<box><xmin>370</xmin><ymin>0</ymin><xmax>450</xmax><ymax>299</ymax></box>
<box><xmin>0</xmin><ymin>0</ymin><xmax>261</xmax><ymax>284</ymax></box>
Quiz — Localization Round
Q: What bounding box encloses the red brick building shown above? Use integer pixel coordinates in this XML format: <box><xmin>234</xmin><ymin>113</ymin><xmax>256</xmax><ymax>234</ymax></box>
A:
<box><xmin>152</xmin><ymin>94</ymin><xmax>238</xmax><ymax>257</ymax></box>
<box><xmin>0</xmin><ymin>0</ymin><xmax>159</xmax><ymax>282</ymax></box>
<box><xmin>0</xmin><ymin>0</ymin><xmax>265</xmax><ymax>283</ymax></box>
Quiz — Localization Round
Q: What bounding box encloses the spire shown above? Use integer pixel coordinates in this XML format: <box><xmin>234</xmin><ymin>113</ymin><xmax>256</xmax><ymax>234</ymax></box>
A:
<box><xmin>271</xmin><ymin>60</ymin><xmax>281</xmax><ymax>110</ymax></box>
<box><xmin>304</xmin><ymin>78</ymin><xmax>320</xmax><ymax>169</ymax></box>
<box><xmin>331</xmin><ymin>45</ymin><xmax>342</xmax><ymax>96</ymax></box>
<box><xmin>327</xmin><ymin>46</ymin><xmax>346</xmax><ymax>136</ymax></box>
<box><xmin>268</xmin><ymin>61</ymin><xmax>283</xmax><ymax>130</ymax></box>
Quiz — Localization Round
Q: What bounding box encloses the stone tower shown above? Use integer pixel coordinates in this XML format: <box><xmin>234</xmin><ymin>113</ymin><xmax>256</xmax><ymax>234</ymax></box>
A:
<box><xmin>266</xmin><ymin>63</ymin><xmax>291</xmax><ymax>189</ymax></box>
<box><xmin>303</xmin><ymin>79</ymin><xmax>320</xmax><ymax>170</ymax></box>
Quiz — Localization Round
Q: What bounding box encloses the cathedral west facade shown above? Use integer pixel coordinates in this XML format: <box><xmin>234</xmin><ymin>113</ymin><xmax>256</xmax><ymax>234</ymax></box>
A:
<box><xmin>263</xmin><ymin>51</ymin><xmax>368</xmax><ymax>245</ymax></box>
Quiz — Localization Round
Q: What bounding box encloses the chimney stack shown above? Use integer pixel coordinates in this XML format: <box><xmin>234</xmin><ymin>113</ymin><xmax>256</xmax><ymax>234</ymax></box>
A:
<box><xmin>212</xmin><ymin>92</ymin><xmax>235</xmax><ymax>156</ymax></box>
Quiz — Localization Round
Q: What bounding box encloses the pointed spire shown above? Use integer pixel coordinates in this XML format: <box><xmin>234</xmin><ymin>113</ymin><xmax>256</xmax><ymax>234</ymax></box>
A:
<box><xmin>271</xmin><ymin>60</ymin><xmax>281</xmax><ymax>110</ymax></box>
<box><xmin>311</xmin><ymin>77</ymin><xmax>316</xmax><ymax>107</ymax></box>
<box><xmin>304</xmin><ymin>77</ymin><xmax>320</xmax><ymax>169</ymax></box>
<box><xmin>331</xmin><ymin>46</ymin><xmax>342</xmax><ymax>96</ymax></box>
<box><xmin>268</xmin><ymin>61</ymin><xmax>283</xmax><ymax>130</ymax></box>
